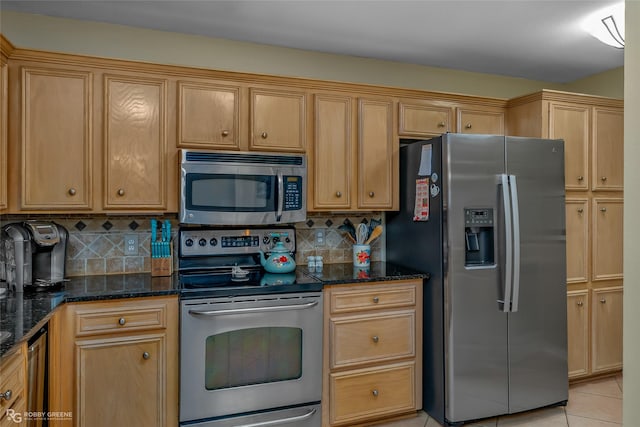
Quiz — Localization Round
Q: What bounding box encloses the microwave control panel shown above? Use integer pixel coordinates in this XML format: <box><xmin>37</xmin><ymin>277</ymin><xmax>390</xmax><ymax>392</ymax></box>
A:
<box><xmin>284</xmin><ymin>176</ymin><xmax>303</xmax><ymax>211</ymax></box>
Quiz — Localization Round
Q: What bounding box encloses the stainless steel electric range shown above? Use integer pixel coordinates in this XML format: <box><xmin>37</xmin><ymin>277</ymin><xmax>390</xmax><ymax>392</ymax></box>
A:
<box><xmin>178</xmin><ymin>226</ymin><xmax>323</xmax><ymax>427</ymax></box>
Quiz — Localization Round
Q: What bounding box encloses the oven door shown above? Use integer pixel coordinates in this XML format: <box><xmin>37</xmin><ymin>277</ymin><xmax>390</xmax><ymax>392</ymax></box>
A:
<box><xmin>180</xmin><ymin>292</ymin><xmax>323</xmax><ymax>423</ymax></box>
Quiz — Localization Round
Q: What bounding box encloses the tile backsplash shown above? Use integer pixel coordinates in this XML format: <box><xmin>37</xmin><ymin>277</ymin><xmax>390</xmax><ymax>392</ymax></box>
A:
<box><xmin>1</xmin><ymin>213</ymin><xmax>385</xmax><ymax>277</ymax></box>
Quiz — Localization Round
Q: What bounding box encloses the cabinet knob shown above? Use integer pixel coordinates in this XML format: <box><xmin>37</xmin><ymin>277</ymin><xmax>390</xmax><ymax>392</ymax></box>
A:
<box><xmin>600</xmin><ymin>298</ymin><xmax>607</xmax><ymax>304</ymax></box>
<box><xmin>437</xmin><ymin>121</ymin><xmax>446</xmax><ymax>127</ymax></box>
<box><xmin>577</xmin><ymin>176</ymin><xmax>584</xmax><ymax>181</ymax></box>
<box><xmin>372</xmin><ymin>296</ymin><xmax>379</xmax><ymax>303</ymax></box>
<box><xmin>601</xmin><ymin>176</ymin><xmax>607</xmax><ymax>181</ymax></box>
<box><xmin>118</xmin><ymin>317</ymin><xmax>126</xmax><ymax>326</ymax></box>
<box><xmin>600</xmin><ymin>207</ymin><xmax>607</xmax><ymax>212</ymax></box>
<box><xmin>221</xmin><ymin>130</ymin><xmax>229</xmax><ymax>137</ymax></box>
<box><xmin>117</xmin><ymin>188</ymin><xmax>125</xmax><ymax>196</ymax></box>
<box><xmin>261</xmin><ymin>132</ymin><xmax>268</xmax><ymax>139</ymax></box>
<box><xmin>0</xmin><ymin>390</ymin><xmax>12</xmax><ymax>401</ymax></box>
<box><xmin>577</xmin><ymin>301</ymin><xmax>583</xmax><ymax>306</ymax></box>
<box><xmin>465</xmin><ymin>123</ymin><xmax>472</xmax><ymax>129</ymax></box>
<box><xmin>68</xmin><ymin>188</ymin><xmax>77</xmax><ymax>196</ymax></box>
<box><xmin>372</xmin><ymin>389</ymin><xmax>379</xmax><ymax>397</ymax></box>
<box><xmin>368</xmin><ymin>191</ymin><xmax>375</xmax><ymax>198</ymax></box>
<box><xmin>372</xmin><ymin>336</ymin><xmax>379</xmax><ymax>343</ymax></box>
<box><xmin>577</xmin><ymin>208</ymin><xmax>584</xmax><ymax>213</ymax></box>
<box><xmin>336</xmin><ymin>191</ymin><xmax>342</xmax><ymax>198</ymax></box>
<box><xmin>143</xmin><ymin>352</ymin><xmax>150</xmax><ymax>360</ymax></box>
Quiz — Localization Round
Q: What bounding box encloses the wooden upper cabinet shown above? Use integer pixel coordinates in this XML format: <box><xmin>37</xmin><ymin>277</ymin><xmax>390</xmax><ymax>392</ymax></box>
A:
<box><xmin>21</xmin><ymin>67</ymin><xmax>93</xmax><ymax>209</ymax></box>
<box><xmin>358</xmin><ymin>98</ymin><xmax>396</xmax><ymax>210</ymax></box>
<box><xmin>0</xmin><ymin>63</ymin><xmax>7</xmax><ymax>210</ymax></box>
<box><xmin>592</xmin><ymin>198</ymin><xmax>623</xmax><ymax>281</ymax></box>
<box><xmin>549</xmin><ymin>102</ymin><xmax>590</xmax><ymax>191</ymax></box>
<box><xmin>456</xmin><ymin>108</ymin><xmax>504</xmax><ymax>134</ymax></box>
<box><xmin>104</xmin><ymin>75</ymin><xmax>167</xmax><ymax>209</ymax></box>
<box><xmin>312</xmin><ymin>94</ymin><xmax>353</xmax><ymax>210</ymax></box>
<box><xmin>592</xmin><ymin>286</ymin><xmax>623</xmax><ymax>373</ymax></box>
<box><xmin>177</xmin><ymin>81</ymin><xmax>239</xmax><ymax>150</ymax></box>
<box><xmin>398</xmin><ymin>101</ymin><xmax>452</xmax><ymax>137</ymax></box>
<box><xmin>566</xmin><ymin>198</ymin><xmax>589</xmax><ymax>283</ymax></box>
<box><xmin>592</xmin><ymin>107</ymin><xmax>623</xmax><ymax>191</ymax></box>
<box><xmin>250</xmin><ymin>88</ymin><xmax>306</xmax><ymax>152</ymax></box>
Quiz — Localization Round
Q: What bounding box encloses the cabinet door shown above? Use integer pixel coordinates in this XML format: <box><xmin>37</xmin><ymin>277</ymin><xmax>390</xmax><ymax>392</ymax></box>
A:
<box><xmin>549</xmin><ymin>102</ymin><xmax>590</xmax><ymax>191</ymax></box>
<box><xmin>313</xmin><ymin>94</ymin><xmax>353</xmax><ymax>210</ymax></box>
<box><xmin>104</xmin><ymin>75</ymin><xmax>167</xmax><ymax>209</ymax></box>
<box><xmin>398</xmin><ymin>101</ymin><xmax>452</xmax><ymax>137</ymax></box>
<box><xmin>567</xmin><ymin>290</ymin><xmax>589</xmax><ymax>378</ymax></box>
<box><xmin>250</xmin><ymin>88</ymin><xmax>306</xmax><ymax>152</ymax></box>
<box><xmin>592</xmin><ymin>287</ymin><xmax>623</xmax><ymax>373</ymax></box>
<box><xmin>592</xmin><ymin>107</ymin><xmax>623</xmax><ymax>191</ymax></box>
<box><xmin>566</xmin><ymin>198</ymin><xmax>589</xmax><ymax>283</ymax></box>
<box><xmin>592</xmin><ymin>198</ymin><xmax>623</xmax><ymax>281</ymax></box>
<box><xmin>357</xmin><ymin>98</ymin><xmax>396</xmax><ymax>210</ymax></box>
<box><xmin>0</xmin><ymin>62</ymin><xmax>7</xmax><ymax>210</ymax></box>
<box><xmin>76</xmin><ymin>333</ymin><xmax>167</xmax><ymax>427</ymax></box>
<box><xmin>177</xmin><ymin>81</ymin><xmax>239</xmax><ymax>149</ymax></box>
<box><xmin>456</xmin><ymin>108</ymin><xmax>504</xmax><ymax>134</ymax></box>
<box><xmin>22</xmin><ymin>68</ymin><xmax>93</xmax><ymax>209</ymax></box>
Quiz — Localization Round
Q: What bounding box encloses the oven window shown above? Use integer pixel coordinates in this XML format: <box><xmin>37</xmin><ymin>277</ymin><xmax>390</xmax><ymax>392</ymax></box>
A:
<box><xmin>187</xmin><ymin>173</ymin><xmax>275</xmax><ymax>211</ymax></box>
<box><xmin>204</xmin><ymin>327</ymin><xmax>302</xmax><ymax>390</ymax></box>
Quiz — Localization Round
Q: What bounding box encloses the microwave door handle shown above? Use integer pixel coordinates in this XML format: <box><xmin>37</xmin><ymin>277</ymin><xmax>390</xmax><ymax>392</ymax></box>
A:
<box><xmin>276</xmin><ymin>172</ymin><xmax>284</xmax><ymax>222</ymax></box>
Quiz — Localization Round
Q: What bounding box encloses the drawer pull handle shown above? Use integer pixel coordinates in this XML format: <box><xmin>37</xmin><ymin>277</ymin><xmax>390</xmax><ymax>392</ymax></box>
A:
<box><xmin>335</xmin><ymin>191</ymin><xmax>342</xmax><ymax>198</ymax></box>
<box><xmin>118</xmin><ymin>317</ymin><xmax>126</xmax><ymax>326</ymax></box>
<box><xmin>577</xmin><ymin>176</ymin><xmax>584</xmax><ymax>181</ymax></box>
<box><xmin>601</xmin><ymin>207</ymin><xmax>607</xmax><ymax>212</ymax></box>
<box><xmin>117</xmin><ymin>188</ymin><xmax>125</xmax><ymax>197</ymax></box>
<box><xmin>600</xmin><ymin>298</ymin><xmax>607</xmax><ymax>304</ymax></box>
<box><xmin>577</xmin><ymin>301</ymin><xmax>583</xmax><ymax>306</ymax></box>
<box><xmin>372</xmin><ymin>336</ymin><xmax>379</xmax><ymax>343</ymax></box>
<box><xmin>601</xmin><ymin>176</ymin><xmax>607</xmax><ymax>181</ymax></box>
<box><xmin>221</xmin><ymin>130</ymin><xmax>229</xmax><ymax>137</ymax></box>
<box><xmin>143</xmin><ymin>352</ymin><xmax>150</xmax><ymax>360</ymax></box>
<box><xmin>368</xmin><ymin>191</ymin><xmax>375</xmax><ymax>198</ymax></box>
<box><xmin>372</xmin><ymin>389</ymin><xmax>379</xmax><ymax>397</ymax></box>
<box><xmin>577</xmin><ymin>208</ymin><xmax>584</xmax><ymax>214</ymax></box>
<box><xmin>68</xmin><ymin>188</ymin><xmax>77</xmax><ymax>196</ymax></box>
<box><xmin>372</xmin><ymin>297</ymin><xmax>379</xmax><ymax>303</ymax></box>
<box><xmin>261</xmin><ymin>132</ymin><xmax>268</xmax><ymax>139</ymax></box>
<box><xmin>438</xmin><ymin>121</ymin><xmax>446</xmax><ymax>127</ymax></box>
<box><xmin>0</xmin><ymin>390</ymin><xmax>12</xmax><ymax>401</ymax></box>
<box><xmin>465</xmin><ymin>123</ymin><xmax>472</xmax><ymax>129</ymax></box>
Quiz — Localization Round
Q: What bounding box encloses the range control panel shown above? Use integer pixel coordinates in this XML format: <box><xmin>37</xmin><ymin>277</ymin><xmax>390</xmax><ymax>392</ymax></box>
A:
<box><xmin>178</xmin><ymin>227</ymin><xmax>295</xmax><ymax>257</ymax></box>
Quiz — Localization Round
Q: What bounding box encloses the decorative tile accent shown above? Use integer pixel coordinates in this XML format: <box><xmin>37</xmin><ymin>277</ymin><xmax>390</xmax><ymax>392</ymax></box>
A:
<box><xmin>325</xmin><ymin>219</ymin><xmax>333</xmax><ymax>227</ymax></box>
<box><xmin>128</xmin><ymin>221</ymin><xmax>139</xmax><ymax>230</ymax></box>
<box><xmin>74</xmin><ymin>221</ymin><xmax>86</xmax><ymax>231</ymax></box>
<box><xmin>306</xmin><ymin>219</ymin><xmax>314</xmax><ymax>227</ymax></box>
<box><xmin>102</xmin><ymin>221</ymin><xmax>113</xmax><ymax>231</ymax></box>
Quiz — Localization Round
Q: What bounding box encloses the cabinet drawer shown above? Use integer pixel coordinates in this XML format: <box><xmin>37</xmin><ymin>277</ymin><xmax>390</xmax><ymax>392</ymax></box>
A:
<box><xmin>0</xmin><ymin>346</ymin><xmax>25</xmax><ymax>417</ymax></box>
<box><xmin>0</xmin><ymin>394</ymin><xmax>25</xmax><ymax>427</ymax></box>
<box><xmin>331</xmin><ymin>311</ymin><xmax>415</xmax><ymax>368</ymax></box>
<box><xmin>330</xmin><ymin>284</ymin><xmax>417</xmax><ymax>314</ymax></box>
<box><xmin>329</xmin><ymin>362</ymin><xmax>415</xmax><ymax>425</ymax></box>
<box><xmin>73</xmin><ymin>299</ymin><xmax>169</xmax><ymax>336</ymax></box>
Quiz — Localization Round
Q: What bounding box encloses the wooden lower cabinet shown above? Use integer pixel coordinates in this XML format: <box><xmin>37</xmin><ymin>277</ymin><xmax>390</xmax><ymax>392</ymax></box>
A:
<box><xmin>0</xmin><ymin>343</ymin><xmax>27</xmax><ymax>427</ymax></box>
<box><xmin>50</xmin><ymin>296</ymin><xmax>178</xmax><ymax>427</ymax></box>
<box><xmin>567</xmin><ymin>290</ymin><xmax>589</xmax><ymax>379</ymax></box>
<box><xmin>592</xmin><ymin>286</ymin><xmax>623</xmax><ymax>373</ymax></box>
<box><xmin>323</xmin><ymin>280</ymin><xmax>422</xmax><ymax>426</ymax></box>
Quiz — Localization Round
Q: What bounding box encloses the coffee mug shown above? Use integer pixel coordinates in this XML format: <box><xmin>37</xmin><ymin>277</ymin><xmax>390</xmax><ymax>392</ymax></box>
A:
<box><xmin>353</xmin><ymin>244</ymin><xmax>371</xmax><ymax>267</ymax></box>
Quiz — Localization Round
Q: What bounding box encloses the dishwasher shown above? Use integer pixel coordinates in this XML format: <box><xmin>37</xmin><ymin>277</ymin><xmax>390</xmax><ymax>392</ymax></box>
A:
<box><xmin>27</xmin><ymin>325</ymin><xmax>48</xmax><ymax>427</ymax></box>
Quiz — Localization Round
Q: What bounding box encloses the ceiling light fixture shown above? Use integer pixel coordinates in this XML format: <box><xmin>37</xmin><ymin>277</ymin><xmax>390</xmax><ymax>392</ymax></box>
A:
<box><xmin>584</xmin><ymin>2</ymin><xmax>625</xmax><ymax>49</ymax></box>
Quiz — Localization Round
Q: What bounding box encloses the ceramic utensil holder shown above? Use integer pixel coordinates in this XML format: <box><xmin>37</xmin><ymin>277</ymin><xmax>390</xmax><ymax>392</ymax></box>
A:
<box><xmin>352</xmin><ymin>244</ymin><xmax>371</xmax><ymax>267</ymax></box>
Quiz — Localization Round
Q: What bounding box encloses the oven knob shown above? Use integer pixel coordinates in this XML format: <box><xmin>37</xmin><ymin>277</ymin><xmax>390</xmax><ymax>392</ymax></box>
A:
<box><xmin>209</xmin><ymin>238</ymin><xmax>218</xmax><ymax>246</ymax></box>
<box><xmin>198</xmin><ymin>238</ymin><xmax>207</xmax><ymax>247</ymax></box>
<box><xmin>285</xmin><ymin>237</ymin><xmax>291</xmax><ymax>243</ymax></box>
<box><xmin>273</xmin><ymin>236</ymin><xmax>280</xmax><ymax>243</ymax></box>
<box><xmin>185</xmin><ymin>238</ymin><xmax>194</xmax><ymax>247</ymax></box>
<box><xmin>263</xmin><ymin>236</ymin><xmax>270</xmax><ymax>244</ymax></box>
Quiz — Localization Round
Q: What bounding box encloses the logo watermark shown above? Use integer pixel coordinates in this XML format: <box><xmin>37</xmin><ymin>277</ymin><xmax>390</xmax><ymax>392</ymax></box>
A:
<box><xmin>5</xmin><ymin>409</ymin><xmax>72</xmax><ymax>423</ymax></box>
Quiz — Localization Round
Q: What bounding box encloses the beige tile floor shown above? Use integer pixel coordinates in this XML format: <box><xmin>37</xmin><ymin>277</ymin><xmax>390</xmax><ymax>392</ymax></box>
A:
<box><xmin>376</xmin><ymin>373</ymin><xmax>623</xmax><ymax>427</ymax></box>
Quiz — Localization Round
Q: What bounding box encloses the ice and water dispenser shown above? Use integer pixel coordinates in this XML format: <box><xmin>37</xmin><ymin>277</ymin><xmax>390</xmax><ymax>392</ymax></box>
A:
<box><xmin>464</xmin><ymin>208</ymin><xmax>495</xmax><ymax>266</ymax></box>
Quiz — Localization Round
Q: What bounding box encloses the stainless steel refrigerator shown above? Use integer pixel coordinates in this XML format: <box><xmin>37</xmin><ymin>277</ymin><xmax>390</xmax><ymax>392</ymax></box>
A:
<box><xmin>386</xmin><ymin>133</ymin><xmax>568</xmax><ymax>426</ymax></box>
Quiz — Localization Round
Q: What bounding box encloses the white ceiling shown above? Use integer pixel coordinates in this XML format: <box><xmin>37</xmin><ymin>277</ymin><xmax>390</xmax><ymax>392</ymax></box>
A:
<box><xmin>0</xmin><ymin>0</ymin><xmax>625</xmax><ymax>83</ymax></box>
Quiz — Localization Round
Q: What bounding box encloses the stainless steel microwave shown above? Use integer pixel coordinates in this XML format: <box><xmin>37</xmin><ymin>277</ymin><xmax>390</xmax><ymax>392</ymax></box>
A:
<box><xmin>179</xmin><ymin>150</ymin><xmax>307</xmax><ymax>225</ymax></box>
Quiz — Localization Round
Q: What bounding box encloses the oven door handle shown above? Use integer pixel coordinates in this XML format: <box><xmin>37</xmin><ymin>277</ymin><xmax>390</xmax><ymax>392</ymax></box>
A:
<box><xmin>188</xmin><ymin>300</ymin><xmax>318</xmax><ymax>316</ymax></box>
<box><xmin>236</xmin><ymin>408</ymin><xmax>317</xmax><ymax>427</ymax></box>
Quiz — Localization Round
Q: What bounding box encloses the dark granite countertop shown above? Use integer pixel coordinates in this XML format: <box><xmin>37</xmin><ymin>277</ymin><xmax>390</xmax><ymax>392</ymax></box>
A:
<box><xmin>0</xmin><ymin>262</ymin><xmax>429</xmax><ymax>359</ymax></box>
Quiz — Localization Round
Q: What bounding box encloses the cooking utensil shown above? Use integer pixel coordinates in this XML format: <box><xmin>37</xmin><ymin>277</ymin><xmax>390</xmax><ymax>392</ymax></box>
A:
<box><xmin>356</xmin><ymin>223</ymin><xmax>368</xmax><ymax>244</ymax></box>
<box><xmin>364</xmin><ymin>225</ymin><xmax>383</xmax><ymax>245</ymax></box>
<box><xmin>338</xmin><ymin>225</ymin><xmax>357</xmax><ymax>244</ymax></box>
<box><xmin>340</xmin><ymin>219</ymin><xmax>356</xmax><ymax>242</ymax></box>
<box><xmin>369</xmin><ymin>218</ymin><xmax>382</xmax><ymax>235</ymax></box>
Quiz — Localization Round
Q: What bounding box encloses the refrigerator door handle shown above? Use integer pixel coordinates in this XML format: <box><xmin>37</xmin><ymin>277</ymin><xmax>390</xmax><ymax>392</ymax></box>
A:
<box><xmin>509</xmin><ymin>175</ymin><xmax>521</xmax><ymax>312</ymax></box>
<box><xmin>500</xmin><ymin>174</ymin><xmax>512</xmax><ymax>313</ymax></box>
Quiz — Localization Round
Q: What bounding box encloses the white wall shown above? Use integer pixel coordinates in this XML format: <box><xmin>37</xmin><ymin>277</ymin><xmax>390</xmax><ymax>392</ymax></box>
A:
<box><xmin>623</xmin><ymin>0</ymin><xmax>639</xmax><ymax>423</ymax></box>
<box><xmin>0</xmin><ymin>10</ymin><xmax>615</xmax><ymax>100</ymax></box>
